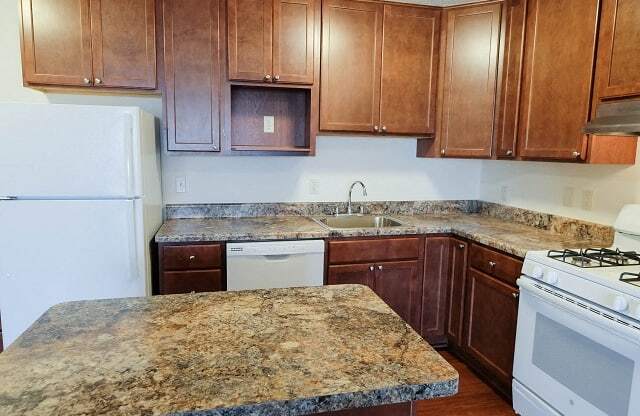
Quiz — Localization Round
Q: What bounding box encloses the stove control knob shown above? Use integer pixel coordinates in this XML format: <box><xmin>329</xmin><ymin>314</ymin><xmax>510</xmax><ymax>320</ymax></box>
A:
<box><xmin>530</xmin><ymin>266</ymin><xmax>545</xmax><ymax>280</ymax></box>
<box><xmin>612</xmin><ymin>296</ymin><xmax>629</xmax><ymax>313</ymax></box>
<box><xmin>543</xmin><ymin>271</ymin><xmax>559</xmax><ymax>285</ymax></box>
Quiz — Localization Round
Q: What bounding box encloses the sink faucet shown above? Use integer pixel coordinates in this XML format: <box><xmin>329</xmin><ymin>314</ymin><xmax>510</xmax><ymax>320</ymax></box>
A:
<box><xmin>347</xmin><ymin>181</ymin><xmax>368</xmax><ymax>215</ymax></box>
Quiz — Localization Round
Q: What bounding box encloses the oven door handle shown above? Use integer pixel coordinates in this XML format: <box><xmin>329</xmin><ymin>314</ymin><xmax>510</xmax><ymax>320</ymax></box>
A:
<box><xmin>518</xmin><ymin>278</ymin><xmax>640</xmax><ymax>345</ymax></box>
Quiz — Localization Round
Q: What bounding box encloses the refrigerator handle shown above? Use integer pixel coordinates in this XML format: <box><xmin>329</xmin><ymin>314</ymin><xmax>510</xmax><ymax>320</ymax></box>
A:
<box><xmin>0</xmin><ymin>196</ymin><xmax>18</xmax><ymax>200</ymax></box>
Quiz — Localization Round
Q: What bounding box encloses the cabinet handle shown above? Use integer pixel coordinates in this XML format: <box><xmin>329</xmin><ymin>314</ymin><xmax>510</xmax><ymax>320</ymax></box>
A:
<box><xmin>458</xmin><ymin>244</ymin><xmax>465</xmax><ymax>249</ymax></box>
<box><xmin>264</xmin><ymin>74</ymin><xmax>272</xmax><ymax>82</ymax></box>
<box><xmin>273</xmin><ymin>75</ymin><xmax>280</xmax><ymax>81</ymax></box>
<box><xmin>381</xmin><ymin>125</ymin><xmax>387</xmax><ymax>133</ymax></box>
<box><xmin>378</xmin><ymin>265</ymin><xmax>383</xmax><ymax>270</ymax></box>
<box><xmin>94</xmin><ymin>78</ymin><xmax>102</xmax><ymax>85</ymax></box>
<box><xmin>189</xmin><ymin>255</ymin><xmax>196</xmax><ymax>261</ymax></box>
<box><xmin>489</xmin><ymin>261</ymin><xmax>497</xmax><ymax>269</ymax></box>
<box><xmin>369</xmin><ymin>266</ymin><xmax>375</xmax><ymax>271</ymax></box>
<box><xmin>83</xmin><ymin>78</ymin><xmax>91</xmax><ymax>85</ymax></box>
<box><xmin>373</xmin><ymin>125</ymin><xmax>379</xmax><ymax>132</ymax></box>
<box><xmin>512</xmin><ymin>292</ymin><xmax>519</xmax><ymax>299</ymax></box>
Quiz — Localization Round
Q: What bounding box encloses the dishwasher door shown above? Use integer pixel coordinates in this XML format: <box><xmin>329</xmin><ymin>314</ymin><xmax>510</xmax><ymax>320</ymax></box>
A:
<box><xmin>226</xmin><ymin>240</ymin><xmax>325</xmax><ymax>291</ymax></box>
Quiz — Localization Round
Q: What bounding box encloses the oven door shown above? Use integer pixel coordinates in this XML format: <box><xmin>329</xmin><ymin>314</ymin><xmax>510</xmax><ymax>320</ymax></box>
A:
<box><xmin>514</xmin><ymin>277</ymin><xmax>640</xmax><ymax>416</ymax></box>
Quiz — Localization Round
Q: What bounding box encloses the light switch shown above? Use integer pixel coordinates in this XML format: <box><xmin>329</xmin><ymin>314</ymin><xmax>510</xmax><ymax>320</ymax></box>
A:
<box><xmin>264</xmin><ymin>116</ymin><xmax>275</xmax><ymax>133</ymax></box>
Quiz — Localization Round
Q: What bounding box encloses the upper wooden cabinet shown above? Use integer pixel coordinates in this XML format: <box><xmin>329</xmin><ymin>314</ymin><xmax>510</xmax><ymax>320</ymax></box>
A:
<box><xmin>321</xmin><ymin>1</ymin><xmax>440</xmax><ymax>136</ymax></box>
<box><xmin>320</xmin><ymin>0</ymin><xmax>383</xmax><ymax>133</ymax></box>
<box><xmin>20</xmin><ymin>0</ymin><xmax>156</xmax><ymax>89</ymax></box>
<box><xmin>517</xmin><ymin>0</ymin><xmax>599</xmax><ymax>161</ymax></box>
<box><xmin>163</xmin><ymin>0</ymin><xmax>222</xmax><ymax>151</ymax></box>
<box><xmin>592</xmin><ymin>0</ymin><xmax>640</xmax><ymax>102</ymax></box>
<box><xmin>438</xmin><ymin>2</ymin><xmax>502</xmax><ymax>158</ymax></box>
<box><xmin>227</xmin><ymin>0</ymin><xmax>316</xmax><ymax>84</ymax></box>
<box><xmin>379</xmin><ymin>5</ymin><xmax>441</xmax><ymax>136</ymax></box>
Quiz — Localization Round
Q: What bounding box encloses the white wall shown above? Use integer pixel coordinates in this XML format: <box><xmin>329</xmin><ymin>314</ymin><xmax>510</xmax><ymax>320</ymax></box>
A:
<box><xmin>0</xmin><ymin>0</ymin><xmax>483</xmax><ymax>205</ymax></box>
<box><xmin>479</xmin><ymin>150</ymin><xmax>640</xmax><ymax>225</ymax></box>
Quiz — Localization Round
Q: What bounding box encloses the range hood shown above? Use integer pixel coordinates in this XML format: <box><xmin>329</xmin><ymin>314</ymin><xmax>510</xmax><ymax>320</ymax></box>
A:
<box><xmin>584</xmin><ymin>99</ymin><xmax>640</xmax><ymax>136</ymax></box>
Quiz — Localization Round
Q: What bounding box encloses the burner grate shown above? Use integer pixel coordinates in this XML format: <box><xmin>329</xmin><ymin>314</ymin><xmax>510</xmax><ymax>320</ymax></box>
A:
<box><xmin>620</xmin><ymin>272</ymin><xmax>640</xmax><ymax>285</ymax></box>
<box><xmin>548</xmin><ymin>248</ymin><xmax>640</xmax><ymax>268</ymax></box>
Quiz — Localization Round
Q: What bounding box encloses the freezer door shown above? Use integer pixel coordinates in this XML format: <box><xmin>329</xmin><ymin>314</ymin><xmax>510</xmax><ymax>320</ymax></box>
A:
<box><xmin>0</xmin><ymin>199</ymin><xmax>147</xmax><ymax>348</ymax></box>
<box><xmin>0</xmin><ymin>103</ymin><xmax>143</xmax><ymax>198</ymax></box>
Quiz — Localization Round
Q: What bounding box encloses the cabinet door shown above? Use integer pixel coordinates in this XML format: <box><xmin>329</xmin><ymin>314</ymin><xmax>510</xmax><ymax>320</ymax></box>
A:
<box><xmin>320</xmin><ymin>0</ymin><xmax>383</xmax><ymax>133</ymax></box>
<box><xmin>89</xmin><ymin>0</ymin><xmax>156</xmax><ymax>89</ymax></box>
<box><xmin>272</xmin><ymin>0</ymin><xmax>316</xmax><ymax>84</ymax></box>
<box><xmin>327</xmin><ymin>264</ymin><xmax>374</xmax><ymax>289</ymax></box>
<box><xmin>439</xmin><ymin>3</ymin><xmax>502</xmax><ymax>158</ymax></box>
<box><xmin>227</xmin><ymin>0</ymin><xmax>273</xmax><ymax>82</ymax></box>
<box><xmin>593</xmin><ymin>0</ymin><xmax>640</xmax><ymax>101</ymax></box>
<box><xmin>163</xmin><ymin>0</ymin><xmax>222</xmax><ymax>151</ymax></box>
<box><xmin>379</xmin><ymin>5</ymin><xmax>440</xmax><ymax>135</ymax></box>
<box><xmin>421</xmin><ymin>237</ymin><xmax>450</xmax><ymax>345</ymax></box>
<box><xmin>463</xmin><ymin>269</ymin><xmax>519</xmax><ymax>393</ymax></box>
<box><xmin>20</xmin><ymin>0</ymin><xmax>93</xmax><ymax>86</ymax></box>
<box><xmin>518</xmin><ymin>0</ymin><xmax>599</xmax><ymax>160</ymax></box>
<box><xmin>446</xmin><ymin>238</ymin><xmax>467</xmax><ymax>348</ymax></box>
<box><xmin>494</xmin><ymin>0</ymin><xmax>527</xmax><ymax>158</ymax></box>
<box><xmin>374</xmin><ymin>261</ymin><xmax>420</xmax><ymax>329</ymax></box>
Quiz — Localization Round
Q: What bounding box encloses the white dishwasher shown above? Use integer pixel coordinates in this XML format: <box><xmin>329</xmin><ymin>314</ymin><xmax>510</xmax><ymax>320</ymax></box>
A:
<box><xmin>226</xmin><ymin>240</ymin><xmax>325</xmax><ymax>291</ymax></box>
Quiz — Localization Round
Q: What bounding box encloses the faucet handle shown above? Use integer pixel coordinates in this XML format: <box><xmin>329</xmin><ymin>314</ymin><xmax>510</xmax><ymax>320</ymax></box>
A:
<box><xmin>359</xmin><ymin>204</ymin><xmax>365</xmax><ymax>215</ymax></box>
<box><xmin>334</xmin><ymin>204</ymin><xmax>340</xmax><ymax>216</ymax></box>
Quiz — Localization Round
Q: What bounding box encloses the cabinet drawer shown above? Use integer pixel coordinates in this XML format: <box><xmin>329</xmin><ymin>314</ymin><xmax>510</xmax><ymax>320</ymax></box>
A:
<box><xmin>162</xmin><ymin>244</ymin><xmax>223</xmax><ymax>270</ymax></box>
<box><xmin>469</xmin><ymin>244</ymin><xmax>522</xmax><ymax>286</ymax></box>
<box><xmin>161</xmin><ymin>270</ymin><xmax>223</xmax><ymax>295</ymax></box>
<box><xmin>328</xmin><ymin>237</ymin><xmax>420</xmax><ymax>265</ymax></box>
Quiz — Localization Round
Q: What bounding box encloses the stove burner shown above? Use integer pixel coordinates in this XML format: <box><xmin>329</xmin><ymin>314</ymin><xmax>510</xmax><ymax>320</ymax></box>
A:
<box><xmin>620</xmin><ymin>272</ymin><xmax>640</xmax><ymax>285</ymax></box>
<box><xmin>548</xmin><ymin>248</ymin><xmax>640</xmax><ymax>268</ymax></box>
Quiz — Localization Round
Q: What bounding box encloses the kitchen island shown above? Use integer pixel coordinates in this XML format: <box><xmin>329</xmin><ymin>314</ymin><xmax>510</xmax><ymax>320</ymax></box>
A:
<box><xmin>0</xmin><ymin>285</ymin><xmax>458</xmax><ymax>416</ymax></box>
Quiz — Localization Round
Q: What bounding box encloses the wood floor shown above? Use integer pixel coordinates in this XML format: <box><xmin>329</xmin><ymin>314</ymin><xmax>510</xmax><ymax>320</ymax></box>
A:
<box><xmin>415</xmin><ymin>351</ymin><xmax>516</xmax><ymax>416</ymax></box>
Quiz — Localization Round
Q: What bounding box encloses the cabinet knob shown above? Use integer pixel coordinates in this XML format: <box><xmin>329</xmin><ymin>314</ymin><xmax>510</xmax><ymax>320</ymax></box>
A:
<box><xmin>512</xmin><ymin>292</ymin><xmax>520</xmax><ymax>299</ymax></box>
<box><xmin>489</xmin><ymin>261</ymin><xmax>497</xmax><ymax>269</ymax></box>
<box><xmin>94</xmin><ymin>78</ymin><xmax>102</xmax><ymax>85</ymax></box>
<box><xmin>441</xmin><ymin>149</ymin><xmax>446</xmax><ymax>156</ymax></box>
<box><xmin>381</xmin><ymin>125</ymin><xmax>387</xmax><ymax>133</ymax></box>
<box><xmin>273</xmin><ymin>75</ymin><xmax>280</xmax><ymax>81</ymax></box>
<box><xmin>264</xmin><ymin>74</ymin><xmax>272</xmax><ymax>82</ymax></box>
<box><xmin>572</xmin><ymin>151</ymin><xmax>581</xmax><ymax>159</ymax></box>
<box><xmin>506</xmin><ymin>149</ymin><xmax>514</xmax><ymax>156</ymax></box>
<box><xmin>373</xmin><ymin>125</ymin><xmax>379</xmax><ymax>132</ymax></box>
<box><xmin>83</xmin><ymin>78</ymin><xmax>91</xmax><ymax>85</ymax></box>
<box><xmin>378</xmin><ymin>265</ymin><xmax>383</xmax><ymax>270</ymax></box>
<box><xmin>458</xmin><ymin>244</ymin><xmax>465</xmax><ymax>249</ymax></box>
<box><xmin>369</xmin><ymin>266</ymin><xmax>375</xmax><ymax>271</ymax></box>
<box><xmin>189</xmin><ymin>255</ymin><xmax>196</xmax><ymax>261</ymax></box>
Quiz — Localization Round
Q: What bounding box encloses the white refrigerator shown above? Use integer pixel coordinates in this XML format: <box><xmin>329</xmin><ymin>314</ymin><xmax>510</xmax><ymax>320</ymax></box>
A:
<box><xmin>0</xmin><ymin>102</ymin><xmax>162</xmax><ymax>348</ymax></box>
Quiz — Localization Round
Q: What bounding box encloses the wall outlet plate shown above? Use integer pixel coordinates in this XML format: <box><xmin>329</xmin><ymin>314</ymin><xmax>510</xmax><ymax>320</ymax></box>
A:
<box><xmin>175</xmin><ymin>177</ymin><xmax>187</xmax><ymax>193</ymax></box>
<box><xmin>263</xmin><ymin>116</ymin><xmax>275</xmax><ymax>133</ymax></box>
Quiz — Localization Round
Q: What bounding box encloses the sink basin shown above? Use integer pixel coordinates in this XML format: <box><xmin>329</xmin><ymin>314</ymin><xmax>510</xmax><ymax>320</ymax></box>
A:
<box><xmin>312</xmin><ymin>215</ymin><xmax>405</xmax><ymax>229</ymax></box>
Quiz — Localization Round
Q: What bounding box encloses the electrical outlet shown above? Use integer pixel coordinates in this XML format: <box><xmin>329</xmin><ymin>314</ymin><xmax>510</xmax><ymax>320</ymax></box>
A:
<box><xmin>562</xmin><ymin>187</ymin><xmax>575</xmax><ymax>207</ymax></box>
<box><xmin>176</xmin><ymin>177</ymin><xmax>187</xmax><ymax>193</ymax></box>
<box><xmin>500</xmin><ymin>185</ymin><xmax>509</xmax><ymax>203</ymax></box>
<box><xmin>581</xmin><ymin>190</ymin><xmax>594</xmax><ymax>211</ymax></box>
<box><xmin>263</xmin><ymin>116</ymin><xmax>275</xmax><ymax>133</ymax></box>
<box><xmin>308</xmin><ymin>179</ymin><xmax>320</xmax><ymax>196</ymax></box>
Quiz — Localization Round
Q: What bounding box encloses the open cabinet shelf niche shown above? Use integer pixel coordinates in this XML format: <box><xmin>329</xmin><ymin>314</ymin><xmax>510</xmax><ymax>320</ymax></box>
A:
<box><xmin>230</xmin><ymin>86</ymin><xmax>312</xmax><ymax>153</ymax></box>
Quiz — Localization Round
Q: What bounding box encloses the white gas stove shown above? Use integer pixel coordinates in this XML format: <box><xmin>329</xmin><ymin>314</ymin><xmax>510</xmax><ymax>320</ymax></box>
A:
<box><xmin>513</xmin><ymin>205</ymin><xmax>640</xmax><ymax>416</ymax></box>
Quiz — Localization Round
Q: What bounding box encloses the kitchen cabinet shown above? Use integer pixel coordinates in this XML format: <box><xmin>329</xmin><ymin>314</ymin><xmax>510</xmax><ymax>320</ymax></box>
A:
<box><xmin>592</xmin><ymin>0</ymin><xmax>640</xmax><ymax>102</ymax></box>
<box><xmin>327</xmin><ymin>237</ymin><xmax>423</xmax><ymax>330</ymax></box>
<box><xmin>437</xmin><ymin>2</ymin><xmax>502</xmax><ymax>158</ymax></box>
<box><xmin>20</xmin><ymin>0</ymin><xmax>156</xmax><ymax>89</ymax></box>
<box><xmin>517</xmin><ymin>0</ymin><xmax>599</xmax><ymax>161</ymax></box>
<box><xmin>227</xmin><ymin>0</ymin><xmax>316</xmax><ymax>84</ymax></box>
<box><xmin>162</xmin><ymin>0</ymin><xmax>222</xmax><ymax>152</ymax></box>
<box><xmin>158</xmin><ymin>243</ymin><xmax>226</xmax><ymax>294</ymax></box>
<box><xmin>445</xmin><ymin>238</ymin><xmax>467</xmax><ymax>349</ymax></box>
<box><xmin>463</xmin><ymin>269</ymin><xmax>519</xmax><ymax>396</ymax></box>
<box><xmin>321</xmin><ymin>1</ymin><xmax>439</xmax><ymax>136</ymax></box>
<box><xmin>421</xmin><ymin>237</ymin><xmax>451</xmax><ymax>346</ymax></box>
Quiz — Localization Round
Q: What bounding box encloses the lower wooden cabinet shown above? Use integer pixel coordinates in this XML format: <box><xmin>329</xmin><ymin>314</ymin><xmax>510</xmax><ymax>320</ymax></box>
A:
<box><xmin>327</xmin><ymin>237</ymin><xmax>423</xmax><ymax>331</ymax></box>
<box><xmin>158</xmin><ymin>243</ymin><xmax>226</xmax><ymax>295</ymax></box>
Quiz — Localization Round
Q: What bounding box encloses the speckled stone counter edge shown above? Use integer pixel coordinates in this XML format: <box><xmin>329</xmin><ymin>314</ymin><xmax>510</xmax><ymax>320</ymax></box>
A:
<box><xmin>164</xmin><ymin>200</ymin><xmax>613</xmax><ymax>242</ymax></box>
<box><xmin>167</xmin><ymin>381</ymin><xmax>458</xmax><ymax>416</ymax></box>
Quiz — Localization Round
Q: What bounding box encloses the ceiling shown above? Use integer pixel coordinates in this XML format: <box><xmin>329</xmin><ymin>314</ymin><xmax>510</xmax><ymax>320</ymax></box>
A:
<box><xmin>393</xmin><ymin>0</ymin><xmax>479</xmax><ymax>6</ymax></box>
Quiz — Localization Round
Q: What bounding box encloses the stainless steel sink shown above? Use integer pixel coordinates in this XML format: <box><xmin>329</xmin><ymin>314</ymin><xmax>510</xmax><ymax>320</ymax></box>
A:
<box><xmin>312</xmin><ymin>215</ymin><xmax>405</xmax><ymax>230</ymax></box>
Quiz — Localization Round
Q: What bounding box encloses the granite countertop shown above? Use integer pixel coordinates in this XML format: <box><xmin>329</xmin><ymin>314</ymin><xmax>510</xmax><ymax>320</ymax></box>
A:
<box><xmin>0</xmin><ymin>285</ymin><xmax>458</xmax><ymax>416</ymax></box>
<box><xmin>155</xmin><ymin>214</ymin><xmax>611</xmax><ymax>258</ymax></box>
